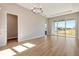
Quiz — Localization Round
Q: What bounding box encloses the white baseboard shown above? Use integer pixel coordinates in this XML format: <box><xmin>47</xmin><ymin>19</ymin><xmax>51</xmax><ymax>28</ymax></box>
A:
<box><xmin>18</xmin><ymin>35</ymin><xmax>45</xmax><ymax>42</ymax></box>
<box><xmin>8</xmin><ymin>37</ymin><xmax>17</xmax><ymax>40</ymax></box>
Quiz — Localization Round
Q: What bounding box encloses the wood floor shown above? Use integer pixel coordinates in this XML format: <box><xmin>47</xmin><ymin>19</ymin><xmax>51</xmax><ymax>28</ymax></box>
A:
<box><xmin>0</xmin><ymin>36</ymin><xmax>79</xmax><ymax>56</ymax></box>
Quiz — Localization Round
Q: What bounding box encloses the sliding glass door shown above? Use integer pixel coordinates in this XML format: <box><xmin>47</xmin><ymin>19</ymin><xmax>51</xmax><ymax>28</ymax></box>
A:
<box><xmin>66</xmin><ymin>20</ymin><xmax>75</xmax><ymax>37</ymax></box>
<box><xmin>57</xmin><ymin>21</ymin><xmax>65</xmax><ymax>36</ymax></box>
<box><xmin>54</xmin><ymin>19</ymin><xmax>76</xmax><ymax>37</ymax></box>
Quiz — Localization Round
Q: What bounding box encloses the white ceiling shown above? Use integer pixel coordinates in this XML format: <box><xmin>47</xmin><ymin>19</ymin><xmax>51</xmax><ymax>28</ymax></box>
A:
<box><xmin>17</xmin><ymin>3</ymin><xmax>79</xmax><ymax>18</ymax></box>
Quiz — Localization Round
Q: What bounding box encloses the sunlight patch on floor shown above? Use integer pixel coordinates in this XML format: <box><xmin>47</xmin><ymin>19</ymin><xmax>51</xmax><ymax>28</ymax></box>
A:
<box><xmin>0</xmin><ymin>49</ymin><xmax>16</xmax><ymax>56</ymax></box>
<box><xmin>22</xmin><ymin>43</ymin><xmax>35</xmax><ymax>48</ymax></box>
<box><xmin>12</xmin><ymin>45</ymin><xmax>28</xmax><ymax>52</ymax></box>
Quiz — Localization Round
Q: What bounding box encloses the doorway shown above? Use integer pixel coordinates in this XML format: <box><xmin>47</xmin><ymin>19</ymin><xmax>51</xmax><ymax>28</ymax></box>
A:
<box><xmin>7</xmin><ymin>14</ymin><xmax>18</xmax><ymax>45</ymax></box>
<box><xmin>54</xmin><ymin>19</ymin><xmax>76</xmax><ymax>37</ymax></box>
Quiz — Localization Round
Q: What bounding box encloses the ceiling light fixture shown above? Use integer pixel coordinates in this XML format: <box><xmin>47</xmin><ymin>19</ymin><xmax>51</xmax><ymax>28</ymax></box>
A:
<box><xmin>31</xmin><ymin>6</ymin><xmax>43</xmax><ymax>14</ymax></box>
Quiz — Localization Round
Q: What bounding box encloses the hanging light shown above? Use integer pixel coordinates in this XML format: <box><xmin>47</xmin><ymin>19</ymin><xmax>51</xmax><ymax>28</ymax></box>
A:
<box><xmin>31</xmin><ymin>5</ymin><xmax>43</xmax><ymax>14</ymax></box>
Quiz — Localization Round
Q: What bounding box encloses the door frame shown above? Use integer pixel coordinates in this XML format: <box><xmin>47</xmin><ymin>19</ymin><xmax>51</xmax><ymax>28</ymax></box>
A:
<box><xmin>54</xmin><ymin>19</ymin><xmax>77</xmax><ymax>38</ymax></box>
<box><xmin>6</xmin><ymin>13</ymin><xmax>18</xmax><ymax>44</ymax></box>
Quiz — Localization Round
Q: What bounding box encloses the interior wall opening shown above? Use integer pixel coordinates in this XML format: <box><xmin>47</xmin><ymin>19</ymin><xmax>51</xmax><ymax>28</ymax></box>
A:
<box><xmin>7</xmin><ymin>13</ymin><xmax>18</xmax><ymax>45</ymax></box>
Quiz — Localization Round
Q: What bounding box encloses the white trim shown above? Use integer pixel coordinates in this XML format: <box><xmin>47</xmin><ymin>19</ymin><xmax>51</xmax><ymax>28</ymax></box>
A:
<box><xmin>49</xmin><ymin>10</ymin><xmax>79</xmax><ymax>18</ymax></box>
<box><xmin>6</xmin><ymin>11</ymin><xmax>19</xmax><ymax>43</ymax></box>
<box><xmin>8</xmin><ymin>37</ymin><xmax>17</xmax><ymax>40</ymax></box>
<box><xmin>18</xmin><ymin>35</ymin><xmax>45</xmax><ymax>42</ymax></box>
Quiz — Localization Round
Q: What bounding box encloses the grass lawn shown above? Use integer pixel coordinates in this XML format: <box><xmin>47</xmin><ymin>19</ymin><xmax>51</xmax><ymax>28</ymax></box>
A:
<box><xmin>55</xmin><ymin>29</ymin><xmax>75</xmax><ymax>37</ymax></box>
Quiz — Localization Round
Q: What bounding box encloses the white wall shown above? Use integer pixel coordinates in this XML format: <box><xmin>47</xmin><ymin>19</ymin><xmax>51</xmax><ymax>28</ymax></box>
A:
<box><xmin>0</xmin><ymin>4</ymin><xmax>46</xmax><ymax>47</ymax></box>
<box><xmin>0</xmin><ymin>6</ymin><xmax>7</xmax><ymax>47</ymax></box>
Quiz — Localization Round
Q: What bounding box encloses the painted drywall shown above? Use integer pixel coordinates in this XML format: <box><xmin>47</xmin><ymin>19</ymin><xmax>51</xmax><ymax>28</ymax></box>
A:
<box><xmin>0</xmin><ymin>6</ymin><xmax>7</xmax><ymax>47</ymax></box>
<box><xmin>7</xmin><ymin>14</ymin><xmax>18</xmax><ymax>39</ymax></box>
<box><xmin>0</xmin><ymin>4</ymin><xmax>46</xmax><ymax>47</ymax></box>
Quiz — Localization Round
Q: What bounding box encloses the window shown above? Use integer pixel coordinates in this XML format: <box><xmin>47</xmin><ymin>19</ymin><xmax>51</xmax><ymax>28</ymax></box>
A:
<box><xmin>53</xmin><ymin>20</ymin><xmax>76</xmax><ymax>37</ymax></box>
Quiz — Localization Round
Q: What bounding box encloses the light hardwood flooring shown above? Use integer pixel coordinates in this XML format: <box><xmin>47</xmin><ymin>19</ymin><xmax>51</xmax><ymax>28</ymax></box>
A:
<box><xmin>0</xmin><ymin>36</ymin><xmax>79</xmax><ymax>56</ymax></box>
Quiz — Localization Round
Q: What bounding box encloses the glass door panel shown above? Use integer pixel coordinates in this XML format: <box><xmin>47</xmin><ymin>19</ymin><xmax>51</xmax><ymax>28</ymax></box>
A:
<box><xmin>57</xmin><ymin>21</ymin><xmax>65</xmax><ymax>36</ymax></box>
<box><xmin>66</xmin><ymin>20</ymin><xmax>75</xmax><ymax>37</ymax></box>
